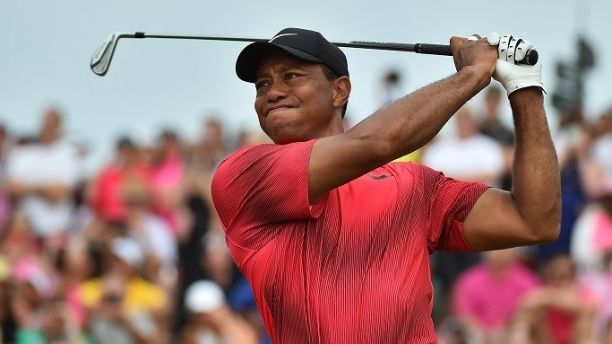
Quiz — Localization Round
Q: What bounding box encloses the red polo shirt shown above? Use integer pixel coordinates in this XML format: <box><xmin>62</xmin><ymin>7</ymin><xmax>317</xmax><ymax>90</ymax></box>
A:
<box><xmin>212</xmin><ymin>139</ymin><xmax>488</xmax><ymax>343</ymax></box>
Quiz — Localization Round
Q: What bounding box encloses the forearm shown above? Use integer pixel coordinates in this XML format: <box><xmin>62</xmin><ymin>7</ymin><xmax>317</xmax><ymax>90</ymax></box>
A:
<box><xmin>511</xmin><ymin>88</ymin><xmax>561</xmax><ymax>240</ymax></box>
<box><xmin>347</xmin><ymin>66</ymin><xmax>490</xmax><ymax>160</ymax></box>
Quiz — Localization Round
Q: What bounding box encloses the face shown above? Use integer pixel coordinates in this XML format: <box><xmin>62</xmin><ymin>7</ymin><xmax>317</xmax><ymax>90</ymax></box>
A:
<box><xmin>455</xmin><ymin>107</ymin><xmax>477</xmax><ymax>139</ymax></box>
<box><xmin>40</xmin><ymin>109</ymin><xmax>62</xmax><ymax>142</ymax></box>
<box><xmin>483</xmin><ymin>248</ymin><xmax>517</xmax><ymax>269</ymax></box>
<box><xmin>254</xmin><ymin>52</ymin><xmax>347</xmax><ymax>144</ymax></box>
<box><xmin>485</xmin><ymin>91</ymin><xmax>501</xmax><ymax>115</ymax></box>
<box><xmin>542</xmin><ymin>255</ymin><xmax>575</xmax><ymax>287</ymax></box>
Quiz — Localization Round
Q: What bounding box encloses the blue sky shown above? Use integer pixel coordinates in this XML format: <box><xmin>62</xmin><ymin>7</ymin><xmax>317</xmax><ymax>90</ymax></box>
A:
<box><xmin>1</xmin><ymin>0</ymin><xmax>611</xmax><ymax>173</ymax></box>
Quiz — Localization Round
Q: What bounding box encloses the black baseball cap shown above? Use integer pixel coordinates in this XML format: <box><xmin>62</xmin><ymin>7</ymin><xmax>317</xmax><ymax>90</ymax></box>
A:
<box><xmin>236</xmin><ymin>28</ymin><xmax>349</xmax><ymax>83</ymax></box>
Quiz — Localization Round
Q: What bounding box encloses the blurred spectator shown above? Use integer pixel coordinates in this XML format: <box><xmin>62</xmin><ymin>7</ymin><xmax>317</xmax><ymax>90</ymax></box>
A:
<box><xmin>571</xmin><ymin>177</ymin><xmax>612</xmax><ymax>271</ymax></box>
<box><xmin>578</xmin><ymin>111</ymin><xmax>612</xmax><ymax>198</ymax></box>
<box><xmin>79</xmin><ymin>236</ymin><xmax>169</xmax><ymax>344</ymax></box>
<box><xmin>537</xmin><ymin>105</ymin><xmax>589</xmax><ymax>259</ymax></box>
<box><xmin>57</xmin><ymin>237</ymin><xmax>98</xmax><ymax>328</ymax></box>
<box><xmin>422</xmin><ymin>106</ymin><xmax>504</xmax><ymax>186</ymax></box>
<box><xmin>201</xmin><ymin>230</ymin><xmax>234</xmax><ymax>292</ymax></box>
<box><xmin>6</xmin><ymin>108</ymin><xmax>80</xmax><ymax>245</ymax></box>
<box><xmin>478</xmin><ymin>86</ymin><xmax>514</xmax><ymax>190</ymax></box>
<box><xmin>150</xmin><ymin>129</ymin><xmax>188</xmax><ymax>238</ymax></box>
<box><xmin>478</xmin><ymin>86</ymin><xmax>514</xmax><ymax>146</ymax></box>
<box><xmin>190</xmin><ymin>118</ymin><xmax>227</xmax><ymax>172</ymax></box>
<box><xmin>0</xmin><ymin>124</ymin><xmax>12</xmax><ymax>233</ymax></box>
<box><xmin>90</xmin><ymin>136</ymin><xmax>153</xmax><ymax>222</ymax></box>
<box><xmin>378</xmin><ymin>69</ymin><xmax>404</xmax><ymax>106</ymax></box>
<box><xmin>511</xmin><ymin>254</ymin><xmax>597</xmax><ymax>344</ymax></box>
<box><xmin>572</xmin><ymin>153</ymin><xmax>612</xmax><ymax>342</ymax></box>
<box><xmin>15</xmin><ymin>297</ymin><xmax>90</xmax><ymax>343</ymax></box>
<box><xmin>0</xmin><ymin>259</ymin><xmax>17</xmax><ymax>343</ymax></box>
<box><xmin>122</xmin><ymin>184</ymin><xmax>177</xmax><ymax>289</ymax></box>
<box><xmin>450</xmin><ymin>248</ymin><xmax>538</xmax><ymax>343</ymax></box>
<box><xmin>0</xmin><ymin>124</ymin><xmax>12</xmax><ymax>175</ymax></box>
<box><xmin>181</xmin><ymin>280</ymin><xmax>257</xmax><ymax>344</ymax></box>
<box><xmin>10</xmin><ymin>256</ymin><xmax>58</xmax><ymax>329</ymax></box>
<box><xmin>571</xmin><ymin>110</ymin><xmax>612</xmax><ymax>270</ymax></box>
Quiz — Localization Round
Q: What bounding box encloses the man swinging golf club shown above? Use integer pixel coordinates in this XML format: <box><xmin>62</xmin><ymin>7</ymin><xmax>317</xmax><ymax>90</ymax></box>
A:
<box><xmin>211</xmin><ymin>28</ymin><xmax>560</xmax><ymax>343</ymax></box>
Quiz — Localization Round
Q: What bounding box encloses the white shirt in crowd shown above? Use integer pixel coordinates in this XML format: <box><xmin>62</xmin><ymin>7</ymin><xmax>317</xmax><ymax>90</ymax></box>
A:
<box><xmin>422</xmin><ymin>134</ymin><xmax>504</xmax><ymax>186</ymax></box>
<box><xmin>6</xmin><ymin>140</ymin><xmax>80</xmax><ymax>236</ymax></box>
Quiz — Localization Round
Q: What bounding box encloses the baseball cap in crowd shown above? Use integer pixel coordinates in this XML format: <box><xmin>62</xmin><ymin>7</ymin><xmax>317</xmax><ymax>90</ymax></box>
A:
<box><xmin>184</xmin><ymin>280</ymin><xmax>225</xmax><ymax>313</ymax></box>
<box><xmin>236</xmin><ymin>27</ymin><xmax>349</xmax><ymax>83</ymax></box>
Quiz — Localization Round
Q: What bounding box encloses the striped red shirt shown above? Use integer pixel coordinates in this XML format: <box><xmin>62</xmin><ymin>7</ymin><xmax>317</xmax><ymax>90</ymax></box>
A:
<box><xmin>211</xmin><ymin>139</ymin><xmax>488</xmax><ymax>343</ymax></box>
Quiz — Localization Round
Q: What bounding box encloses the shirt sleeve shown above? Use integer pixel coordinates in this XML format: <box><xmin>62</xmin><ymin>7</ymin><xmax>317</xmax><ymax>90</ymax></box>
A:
<box><xmin>211</xmin><ymin>140</ymin><xmax>320</xmax><ymax>251</ymax></box>
<box><xmin>420</xmin><ymin>165</ymin><xmax>489</xmax><ymax>252</ymax></box>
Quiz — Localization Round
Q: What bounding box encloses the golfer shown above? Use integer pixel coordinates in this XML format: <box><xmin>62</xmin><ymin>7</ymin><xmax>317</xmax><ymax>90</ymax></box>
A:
<box><xmin>211</xmin><ymin>28</ymin><xmax>560</xmax><ymax>343</ymax></box>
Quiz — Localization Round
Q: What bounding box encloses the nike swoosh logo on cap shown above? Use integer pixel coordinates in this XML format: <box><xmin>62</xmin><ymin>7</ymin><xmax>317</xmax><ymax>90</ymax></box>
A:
<box><xmin>269</xmin><ymin>33</ymin><xmax>298</xmax><ymax>42</ymax></box>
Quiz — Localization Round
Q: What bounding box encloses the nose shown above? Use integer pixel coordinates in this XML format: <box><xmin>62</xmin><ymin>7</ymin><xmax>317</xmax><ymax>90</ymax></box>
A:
<box><xmin>266</xmin><ymin>79</ymin><xmax>288</xmax><ymax>103</ymax></box>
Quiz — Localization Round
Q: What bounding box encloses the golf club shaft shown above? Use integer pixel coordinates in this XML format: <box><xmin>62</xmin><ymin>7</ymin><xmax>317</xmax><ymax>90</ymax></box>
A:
<box><xmin>90</xmin><ymin>31</ymin><xmax>539</xmax><ymax>76</ymax></box>
<box><xmin>135</xmin><ymin>32</ymin><xmax>453</xmax><ymax>56</ymax></box>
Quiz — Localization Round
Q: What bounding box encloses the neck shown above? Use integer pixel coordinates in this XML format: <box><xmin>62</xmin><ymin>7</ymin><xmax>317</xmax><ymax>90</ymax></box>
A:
<box><xmin>319</xmin><ymin>119</ymin><xmax>345</xmax><ymax>137</ymax></box>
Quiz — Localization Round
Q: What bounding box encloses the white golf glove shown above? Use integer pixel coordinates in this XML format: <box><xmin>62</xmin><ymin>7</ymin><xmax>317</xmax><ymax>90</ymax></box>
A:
<box><xmin>486</xmin><ymin>32</ymin><xmax>544</xmax><ymax>96</ymax></box>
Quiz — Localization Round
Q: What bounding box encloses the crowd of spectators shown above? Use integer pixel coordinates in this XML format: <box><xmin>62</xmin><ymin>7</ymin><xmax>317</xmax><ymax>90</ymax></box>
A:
<box><xmin>0</xmin><ymin>110</ymin><xmax>269</xmax><ymax>343</ymax></box>
<box><xmin>0</xmin><ymin>82</ymin><xmax>610</xmax><ymax>343</ymax></box>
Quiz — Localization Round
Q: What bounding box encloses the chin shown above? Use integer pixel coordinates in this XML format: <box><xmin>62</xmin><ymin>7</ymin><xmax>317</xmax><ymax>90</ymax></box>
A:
<box><xmin>271</xmin><ymin>135</ymin><xmax>301</xmax><ymax>145</ymax></box>
<box><xmin>269</xmin><ymin>130</ymin><xmax>310</xmax><ymax>145</ymax></box>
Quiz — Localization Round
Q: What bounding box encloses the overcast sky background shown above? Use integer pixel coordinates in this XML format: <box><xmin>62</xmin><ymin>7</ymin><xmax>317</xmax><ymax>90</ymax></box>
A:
<box><xmin>1</xmin><ymin>0</ymin><xmax>611</xmax><ymax>174</ymax></box>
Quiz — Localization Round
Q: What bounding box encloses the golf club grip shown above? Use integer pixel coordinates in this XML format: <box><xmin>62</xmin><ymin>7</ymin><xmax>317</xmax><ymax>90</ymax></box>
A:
<box><xmin>345</xmin><ymin>41</ymin><xmax>538</xmax><ymax>65</ymax></box>
<box><xmin>345</xmin><ymin>41</ymin><xmax>452</xmax><ymax>56</ymax></box>
<box><xmin>414</xmin><ymin>43</ymin><xmax>453</xmax><ymax>56</ymax></box>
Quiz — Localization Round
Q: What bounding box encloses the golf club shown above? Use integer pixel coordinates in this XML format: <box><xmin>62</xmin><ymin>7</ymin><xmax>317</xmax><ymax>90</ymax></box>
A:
<box><xmin>90</xmin><ymin>31</ymin><xmax>539</xmax><ymax>76</ymax></box>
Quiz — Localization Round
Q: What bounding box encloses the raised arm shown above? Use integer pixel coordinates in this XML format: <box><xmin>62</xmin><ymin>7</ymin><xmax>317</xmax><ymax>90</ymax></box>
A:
<box><xmin>308</xmin><ymin>36</ymin><xmax>497</xmax><ymax>203</ymax></box>
<box><xmin>462</xmin><ymin>89</ymin><xmax>561</xmax><ymax>249</ymax></box>
<box><xmin>462</xmin><ymin>35</ymin><xmax>561</xmax><ymax>249</ymax></box>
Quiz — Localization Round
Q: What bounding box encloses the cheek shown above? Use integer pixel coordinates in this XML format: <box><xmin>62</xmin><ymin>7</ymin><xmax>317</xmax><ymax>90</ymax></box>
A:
<box><xmin>254</xmin><ymin>97</ymin><xmax>264</xmax><ymax>117</ymax></box>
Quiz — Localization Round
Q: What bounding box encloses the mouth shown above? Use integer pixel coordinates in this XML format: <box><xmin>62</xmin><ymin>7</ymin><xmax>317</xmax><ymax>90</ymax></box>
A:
<box><xmin>265</xmin><ymin>105</ymin><xmax>293</xmax><ymax>117</ymax></box>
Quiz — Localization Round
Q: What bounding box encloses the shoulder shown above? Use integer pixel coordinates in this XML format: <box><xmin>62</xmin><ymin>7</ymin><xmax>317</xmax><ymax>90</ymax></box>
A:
<box><xmin>211</xmin><ymin>144</ymin><xmax>274</xmax><ymax>189</ymax></box>
<box><xmin>212</xmin><ymin>141</ymin><xmax>315</xmax><ymax>188</ymax></box>
<box><xmin>215</xmin><ymin>144</ymin><xmax>278</xmax><ymax>174</ymax></box>
<box><xmin>387</xmin><ymin>161</ymin><xmax>440</xmax><ymax>174</ymax></box>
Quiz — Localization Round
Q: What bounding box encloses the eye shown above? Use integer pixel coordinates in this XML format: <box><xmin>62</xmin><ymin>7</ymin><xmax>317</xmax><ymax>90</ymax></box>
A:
<box><xmin>255</xmin><ymin>79</ymin><xmax>270</xmax><ymax>91</ymax></box>
<box><xmin>284</xmin><ymin>72</ymin><xmax>301</xmax><ymax>80</ymax></box>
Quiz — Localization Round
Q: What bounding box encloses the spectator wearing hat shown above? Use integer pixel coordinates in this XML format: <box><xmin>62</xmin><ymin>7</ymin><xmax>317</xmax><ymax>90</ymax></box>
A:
<box><xmin>181</xmin><ymin>280</ymin><xmax>257</xmax><ymax>344</ymax></box>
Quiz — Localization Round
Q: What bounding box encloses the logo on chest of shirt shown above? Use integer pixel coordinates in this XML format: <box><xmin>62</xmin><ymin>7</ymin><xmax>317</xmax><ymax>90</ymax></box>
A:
<box><xmin>370</xmin><ymin>174</ymin><xmax>391</xmax><ymax>180</ymax></box>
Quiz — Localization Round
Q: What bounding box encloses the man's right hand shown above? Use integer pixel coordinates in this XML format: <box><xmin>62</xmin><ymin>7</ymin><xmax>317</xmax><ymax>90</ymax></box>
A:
<box><xmin>450</xmin><ymin>34</ymin><xmax>498</xmax><ymax>88</ymax></box>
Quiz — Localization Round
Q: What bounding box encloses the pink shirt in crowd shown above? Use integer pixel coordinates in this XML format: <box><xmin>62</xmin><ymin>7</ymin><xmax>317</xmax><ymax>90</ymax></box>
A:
<box><xmin>452</xmin><ymin>262</ymin><xmax>539</xmax><ymax>330</ymax></box>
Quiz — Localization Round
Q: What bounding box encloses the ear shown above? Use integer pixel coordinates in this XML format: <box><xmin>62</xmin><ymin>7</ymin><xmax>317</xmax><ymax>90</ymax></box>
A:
<box><xmin>332</xmin><ymin>76</ymin><xmax>351</xmax><ymax>109</ymax></box>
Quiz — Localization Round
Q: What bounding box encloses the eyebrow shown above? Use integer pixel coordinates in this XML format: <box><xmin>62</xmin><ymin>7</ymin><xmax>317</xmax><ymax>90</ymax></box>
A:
<box><xmin>256</xmin><ymin>63</ymin><xmax>310</xmax><ymax>80</ymax></box>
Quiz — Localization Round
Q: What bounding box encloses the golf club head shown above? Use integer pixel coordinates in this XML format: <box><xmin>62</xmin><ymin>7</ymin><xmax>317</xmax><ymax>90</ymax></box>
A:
<box><xmin>90</xmin><ymin>32</ymin><xmax>133</xmax><ymax>76</ymax></box>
